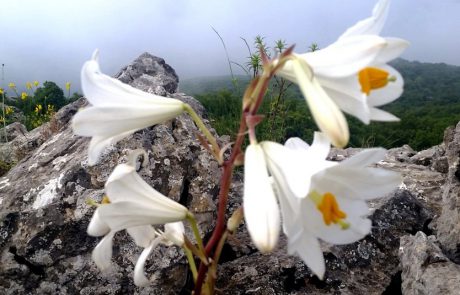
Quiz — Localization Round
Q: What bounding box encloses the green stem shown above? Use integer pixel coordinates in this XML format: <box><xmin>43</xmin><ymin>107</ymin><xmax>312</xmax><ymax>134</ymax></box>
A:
<box><xmin>184</xmin><ymin>104</ymin><xmax>220</xmax><ymax>155</ymax></box>
<box><xmin>187</xmin><ymin>213</ymin><xmax>206</xmax><ymax>257</ymax></box>
<box><xmin>184</xmin><ymin>237</ymin><xmax>208</xmax><ymax>266</ymax></box>
<box><xmin>184</xmin><ymin>246</ymin><xmax>198</xmax><ymax>282</ymax></box>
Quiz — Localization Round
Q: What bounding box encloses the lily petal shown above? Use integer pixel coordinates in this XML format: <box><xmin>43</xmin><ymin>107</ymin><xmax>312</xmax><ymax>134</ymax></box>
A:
<box><xmin>367</xmin><ymin>65</ymin><xmax>403</xmax><ymax>107</ymax></box>
<box><xmin>82</xmin><ymin>51</ymin><xmax>183</xmax><ymax>107</ymax></box>
<box><xmin>313</xmin><ymin>149</ymin><xmax>402</xmax><ymax>200</ymax></box>
<box><xmin>301</xmin><ymin>35</ymin><xmax>386</xmax><ymax>78</ymax></box>
<box><xmin>292</xmin><ymin>58</ymin><xmax>349</xmax><ymax>147</ymax></box>
<box><xmin>301</xmin><ymin>197</ymin><xmax>371</xmax><ymax>245</ymax></box>
<box><xmin>73</xmin><ymin>51</ymin><xmax>186</xmax><ymax>165</ymax></box>
<box><xmin>287</xmin><ymin>231</ymin><xmax>326</xmax><ymax>279</ymax></box>
<box><xmin>87</xmin><ymin>209</ymin><xmax>110</xmax><ymax>236</ymax></box>
<box><xmin>339</xmin><ymin>0</ymin><xmax>390</xmax><ymax>39</ymax></box>
<box><xmin>105</xmin><ymin>164</ymin><xmax>188</xmax><ymax>219</ymax></box>
<box><xmin>244</xmin><ymin>144</ymin><xmax>280</xmax><ymax>253</ymax></box>
<box><xmin>134</xmin><ymin>237</ymin><xmax>162</xmax><ymax>287</ymax></box>
<box><xmin>92</xmin><ymin>231</ymin><xmax>115</xmax><ymax>270</ymax></box>
<box><xmin>127</xmin><ymin>225</ymin><xmax>157</xmax><ymax>248</ymax></box>
<box><xmin>163</xmin><ymin>221</ymin><xmax>185</xmax><ymax>246</ymax></box>
<box><xmin>374</xmin><ymin>38</ymin><xmax>410</xmax><ymax>65</ymax></box>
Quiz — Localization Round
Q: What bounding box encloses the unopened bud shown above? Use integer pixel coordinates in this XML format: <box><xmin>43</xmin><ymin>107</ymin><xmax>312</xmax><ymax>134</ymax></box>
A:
<box><xmin>227</xmin><ymin>207</ymin><xmax>244</xmax><ymax>232</ymax></box>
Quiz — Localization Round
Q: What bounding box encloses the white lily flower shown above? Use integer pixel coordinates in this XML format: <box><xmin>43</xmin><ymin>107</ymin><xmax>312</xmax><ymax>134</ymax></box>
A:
<box><xmin>243</xmin><ymin>143</ymin><xmax>280</xmax><ymax>253</ymax></box>
<box><xmin>259</xmin><ymin>132</ymin><xmax>401</xmax><ymax>279</ymax></box>
<box><xmin>277</xmin><ymin>0</ymin><xmax>409</xmax><ymax>147</ymax></box>
<box><xmin>134</xmin><ymin>221</ymin><xmax>185</xmax><ymax>287</ymax></box>
<box><xmin>87</xmin><ymin>164</ymin><xmax>188</xmax><ymax>270</ymax></box>
<box><xmin>72</xmin><ymin>50</ymin><xmax>186</xmax><ymax>165</ymax></box>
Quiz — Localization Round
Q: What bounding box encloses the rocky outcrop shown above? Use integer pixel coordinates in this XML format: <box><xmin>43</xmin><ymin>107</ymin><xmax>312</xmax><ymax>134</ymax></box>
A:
<box><xmin>219</xmin><ymin>190</ymin><xmax>431</xmax><ymax>294</ymax></box>
<box><xmin>0</xmin><ymin>54</ymin><xmax>224</xmax><ymax>294</ymax></box>
<box><xmin>0</xmin><ymin>52</ymin><xmax>459</xmax><ymax>294</ymax></box>
<box><xmin>400</xmin><ymin>232</ymin><xmax>460</xmax><ymax>295</ymax></box>
<box><xmin>114</xmin><ymin>52</ymin><xmax>179</xmax><ymax>96</ymax></box>
<box><xmin>434</xmin><ymin>123</ymin><xmax>460</xmax><ymax>262</ymax></box>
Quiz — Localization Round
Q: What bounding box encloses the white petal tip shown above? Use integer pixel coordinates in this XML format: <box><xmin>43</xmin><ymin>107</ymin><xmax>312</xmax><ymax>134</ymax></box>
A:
<box><xmin>87</xmin><ymin>210</ymin><xmax>110</xmax><ymax>236</ymax></box>
<box><xmin>92</xmin><ymin>49</ymin><xmax>99</xmax><ymax>61</ymax></box>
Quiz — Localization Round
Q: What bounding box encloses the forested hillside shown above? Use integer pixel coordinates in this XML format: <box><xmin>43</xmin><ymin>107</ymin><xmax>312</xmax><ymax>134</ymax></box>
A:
<box><xmin>181</xmin><ymin>59</ymin><xmax>460</xmax><ymax>150</ymax></box>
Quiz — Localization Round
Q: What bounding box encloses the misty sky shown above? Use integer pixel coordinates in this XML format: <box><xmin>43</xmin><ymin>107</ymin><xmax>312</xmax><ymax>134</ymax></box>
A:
<box><xmin>1</xmin><ymin>0</ymin><xmax>459</xmax><ymax>93</ymax></box>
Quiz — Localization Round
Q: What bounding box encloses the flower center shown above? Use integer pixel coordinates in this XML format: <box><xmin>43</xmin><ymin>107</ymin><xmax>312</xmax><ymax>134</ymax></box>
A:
<box><xmin>310</xmin><ymin>191</ymin><xmax>349</xmax><ymax>229</ymax></box>
<box><xmin>358</xmin><ymin>67</ymin><xmax>396</xmax><ymax>95</ymax></box>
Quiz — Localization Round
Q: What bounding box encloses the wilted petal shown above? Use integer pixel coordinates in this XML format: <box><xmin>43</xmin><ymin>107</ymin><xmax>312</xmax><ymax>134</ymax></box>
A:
<box><xmin>244</xmin><ymin>144</ymin><xmax>280</xmax><ymax>253</ymax></box>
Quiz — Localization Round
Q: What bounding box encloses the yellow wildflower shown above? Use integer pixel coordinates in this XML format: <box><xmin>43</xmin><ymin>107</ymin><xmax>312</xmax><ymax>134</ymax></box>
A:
<box><xmin>21</xmin><ymin>92</ymin><xmax>28</xmax><ymax>100</ymax></box>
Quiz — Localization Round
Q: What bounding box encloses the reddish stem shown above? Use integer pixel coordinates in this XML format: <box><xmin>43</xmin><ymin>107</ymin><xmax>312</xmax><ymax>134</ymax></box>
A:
<box><xmin>194</xmin><ymin>64</ymin><xmax>276</xmax><ymax>294</ymax></box>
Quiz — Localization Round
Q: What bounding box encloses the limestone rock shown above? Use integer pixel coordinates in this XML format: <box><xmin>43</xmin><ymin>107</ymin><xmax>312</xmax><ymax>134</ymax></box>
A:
<box><xmin>400</xmin><ymin>232</ymin><xmax>460</xmax><ymax>295</ymax></box>
<box><xmin>0</xmin><ymin>122</ymin><xmax>27</xmax><ymax>143</ymax></box>
<box><xmin>0</xmin><ymin>53</ymin><xmax>223</xmax><ymax>294</ymax></box>
<box><xmin>114</xmin><ymin>52</ymin><xmax>179</xmax><ymax>95</ymax></box>
<box><xmin>218</xmin><ymin>190</ymin><xmax>432</xmax><ymax>294</ymax></box>
<box><xmin>435</xmin><ymin>121</ymin><xmax>460</xmax><ymax>262</ymax></box>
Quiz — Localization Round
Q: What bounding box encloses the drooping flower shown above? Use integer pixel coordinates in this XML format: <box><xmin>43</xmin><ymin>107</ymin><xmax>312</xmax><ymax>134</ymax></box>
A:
<box><xmin>243</xmin><ymin>143</ymin><xmax>280</xmax><ymax>253</ymax></box>
<box><xmin>244</xmin><ymin>133</ymin><xmax>401</xmax><ymax>279</ymax></box>
<box><xmin>87</xmin><ymin>163</ymin><xmax>188</xmax><ymax>270</ymax></box>
<box><xmin>134</xmin><ymin>221</ymin><xmax>185</xmax><ymax>286</ymax></box>
<box><xmin>65</xmin><ymin>81</ymin><xmax>71</xmax><ymax>91</ymax></box>
<box><xmin>277</xmin><ymin>0</ymin><xmax>409</xmax><ymax>147</ymax></box>
<box><xmin>71</xmin><ymin>50</ymin><xmax>186</xmax><ymax>165</ymax></box>
<box><xmin>21</xmin><ymin>92</ymin><xmax>27</xmax><ymax>100</ymax></box>
<box><xmin>26</xmin><ymin>82</ymin><xmax>32</xmax><ymax>90</ymax></box>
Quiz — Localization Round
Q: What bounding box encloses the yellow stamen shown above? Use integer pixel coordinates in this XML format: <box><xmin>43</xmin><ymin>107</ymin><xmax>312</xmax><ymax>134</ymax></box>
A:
<box><xmin>101</xmin><ymin>195</ymin><xmax>111</xmax><ymax>204</ymax></box>
<box><xmin>358</xmin><ymin>67</ymin><xmax>394</xmax><ymax>95</ymax></box>
<box><xmin>316</xmin><ymin>192</ymin><xmax>348</xmax><ymax>229</ymax></box>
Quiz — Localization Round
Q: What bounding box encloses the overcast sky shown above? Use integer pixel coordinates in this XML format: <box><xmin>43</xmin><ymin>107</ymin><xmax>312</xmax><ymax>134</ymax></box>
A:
<box><xmin>1</xmin><ymin>0</ymin><xmax>459</xmax><ymax>93</ymax></box>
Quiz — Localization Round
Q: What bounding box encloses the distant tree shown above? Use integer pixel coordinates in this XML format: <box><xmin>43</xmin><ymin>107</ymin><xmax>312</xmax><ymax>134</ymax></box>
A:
<box><xmin>34</xmin><ymin>81</ymin><xmax>66</xmax><ymax>109</ymax></box>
